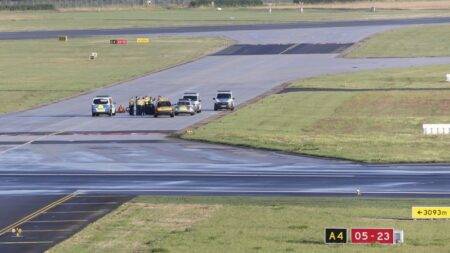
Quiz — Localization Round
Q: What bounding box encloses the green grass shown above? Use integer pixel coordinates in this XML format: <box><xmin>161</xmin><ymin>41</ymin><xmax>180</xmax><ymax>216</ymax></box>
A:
<box><xmin>347</xmin><ymin>24</ymin><xmax>450</xmax><ymax>58</ymax></box>
<box><xmin>184</xmin><ymin>64</ymin><xmax>450</xmax><ymax>163</ymax></box>
<box><xmin>290</xmin><ymin>64</ymin><xmax>450</xmax><ymax>89</ymax></box>
<box><xmin>49</xmin><ymin>196</ymin><xmax>450</xmax><ymax>253</ymax></box>
<box><xmin>1</xmin><ymin>8</ymin><xmax>450</xmax><ymax>32</ymax></box>
<box><xmin>0</xmin><ymin>36</ymin><xmax>227</xmax><ymax>114</ymax></box>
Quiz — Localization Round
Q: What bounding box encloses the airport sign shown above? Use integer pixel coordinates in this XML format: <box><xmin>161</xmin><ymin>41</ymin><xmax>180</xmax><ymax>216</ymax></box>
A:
<box><xmin>324</xmin><ymin>228</ymin><xmax>347</xmax><ymax>244</ymax></box>
<box><xmin>137</xmin><ymin>38</ymin><xmax>150</xmax><ymax>44</ymax></box>
<box><xmin>412</xmin><ymin>207</ymin><xmax>450</xmax><ymax>219</ymax></box>
<box><xmin>351</xmin><ymin>228</ymin><xmax>394</xmax><ymax>244</ymax></box>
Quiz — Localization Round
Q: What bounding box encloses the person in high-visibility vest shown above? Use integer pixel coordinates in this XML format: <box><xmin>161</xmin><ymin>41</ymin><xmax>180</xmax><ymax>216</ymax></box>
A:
<box><xmin>128</xmin><ymin>97</ymin><xmax>135</xmax><ymax>115</ymax></box>
<box><xmin>136</xmin><ymin>97</ymin><xmax>145</xmax><ymax>116</ymax></box>
<box><xmin>143</xmin><ymin>96</ymin><xmax>151</xmax><ymax>115</ymax></box>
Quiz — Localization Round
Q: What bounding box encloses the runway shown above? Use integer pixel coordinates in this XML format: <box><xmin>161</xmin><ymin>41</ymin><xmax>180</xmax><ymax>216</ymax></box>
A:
<box><xmin>1</xmin><ymin>17</ymin><xmax>450</xmax><ymax>252</ymax></box>
<box><xmin>1</xmin><ymin>16</ymin><xmax>450</xmax><ymax>40</ymax></box>
<box><xmin>0</xmin><ymin>133</ymin><xmax>449</xmax><ymax>195</ymax></box>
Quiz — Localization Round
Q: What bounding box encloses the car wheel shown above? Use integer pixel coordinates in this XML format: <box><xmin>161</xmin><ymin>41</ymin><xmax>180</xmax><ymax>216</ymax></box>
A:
<box><xmin>170</xmin><ymin>113</ymin><xmax>174</xmax><ymax>118</ymax></box>
<box><xmin>214</xmin><ymin>105</ymin><xmax>218</xmax><ymax>111</ymax></box>
<box><xmin>154</xmin><ymin>114</ymin><xmax>158</xmax><ymax>118</ymax></box>
<box><xmin>92</xmin><ymin>113</ymin><xmax>96</xmax><ymax>117</ymax></box>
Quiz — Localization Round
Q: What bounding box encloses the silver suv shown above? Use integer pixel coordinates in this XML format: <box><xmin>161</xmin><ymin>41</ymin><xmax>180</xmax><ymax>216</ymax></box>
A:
<box><xmin>182</xmin><ymin>92</ymin><xmax>202</xmax><ymax>113</ymax></box>
<box><xmin>213</xmin><ymin>90</ymin><xmax>235</xmax><ymax>111</ymax></box>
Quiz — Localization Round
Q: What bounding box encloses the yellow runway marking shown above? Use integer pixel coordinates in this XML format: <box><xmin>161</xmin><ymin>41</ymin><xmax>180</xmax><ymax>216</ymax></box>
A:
<box><xmin>0</xmin><ymin>192</ymin><xmax>77</xmax><ymax>237</ymax></box>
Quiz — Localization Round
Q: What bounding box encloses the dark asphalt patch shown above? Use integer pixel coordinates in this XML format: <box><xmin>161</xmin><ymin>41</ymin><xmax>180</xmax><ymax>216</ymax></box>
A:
<box><xmin>214</xmin><ymin>44</ymin><xmax>294</xmax><ymax>55</ymax></box>
<box><xmin>0</xmin><ymin>194</ymin><xmax>132</xmax><ymax>253</ymax></box>
<box><xmin>283</xmin><ymin>43</ymin><xmax>353</xmax><ymax>54</ymax></box>
<box><xmin>0</xmin><ymin>195</ymin><xmax>64</xmax><ymax>230</ymax></box>
<box><xmin>213</xmin><ymin>43</ymin><xmax>353</xmax><ymax>55</ymax></box>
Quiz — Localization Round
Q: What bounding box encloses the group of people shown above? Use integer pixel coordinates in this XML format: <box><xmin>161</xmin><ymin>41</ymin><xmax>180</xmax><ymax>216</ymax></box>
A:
<box><xmin>128</xmin><ymin>96</ymin><xmax>155</xmax><ymax>116</ymax></box>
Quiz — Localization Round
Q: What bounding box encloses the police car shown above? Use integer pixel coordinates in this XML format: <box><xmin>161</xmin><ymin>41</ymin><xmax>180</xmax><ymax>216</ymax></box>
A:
<box><xmin>213</xmin><ymin>90</ymin><xmax>235</xmax><ymax>111</ymax></box>
<box><xmin>91</xmin><ymin>95</ymin><xmax>116</xmax><ymax>117</ymax></box>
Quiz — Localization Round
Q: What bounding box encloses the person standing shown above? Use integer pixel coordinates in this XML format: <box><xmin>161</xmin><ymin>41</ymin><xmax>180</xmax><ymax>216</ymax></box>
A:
<box><xmin>136</xmin><ymin>97</ymin><xmax>145</xmax><ymax>116</ymax></box>
<box><xmin>128</xmin><ymin>97</ymin><xmax>135</xmax><ymax>116</ymax></box>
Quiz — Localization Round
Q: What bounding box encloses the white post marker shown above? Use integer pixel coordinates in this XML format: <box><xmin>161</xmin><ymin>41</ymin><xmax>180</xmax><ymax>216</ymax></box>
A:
<box><xmin>394</xmin><ymin>230</ymin><xmax>404</xmax><ymax>244</ymax></box>
<box><xmin>89</xmin><ymin>52</ymin><xmax>98</xmax><ymax>60</ymax></box>
<box><xmin>446</xmin><ymin>74</ymin><xmax>450</xmax><ymax>82</ymax></box>
<box><xmin>268</xmin><ymin>3</ymin><xmax>272</xmax><ymax>14</ymax></box>
<box><xmin>423</xmin><ymin>124</ymin><xmax>450</xmax><ymax>135</ymax></box>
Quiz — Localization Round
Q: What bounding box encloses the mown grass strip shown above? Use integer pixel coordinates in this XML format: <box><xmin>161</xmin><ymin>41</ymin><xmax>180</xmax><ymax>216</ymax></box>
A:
<box><xmin>0</xmin><ymin>36</ymin><xmax>227</xmax><ymax>114</ymax></box>
<box><xmin>184</xmin><ymin>64</ymin><xmax>450</xmax><ymax>163</ymax></box>
<box><xmin>49</xmin><ymin>196</ymin><xmax>450</xmax><ymax>253</ymax></box>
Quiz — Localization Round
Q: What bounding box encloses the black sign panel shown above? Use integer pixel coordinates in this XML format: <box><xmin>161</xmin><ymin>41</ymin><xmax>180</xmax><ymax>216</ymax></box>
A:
<box><xmin>325</xmin><ymin>228</ymin><xmax>347</xmax><ymax>244</ymax></box>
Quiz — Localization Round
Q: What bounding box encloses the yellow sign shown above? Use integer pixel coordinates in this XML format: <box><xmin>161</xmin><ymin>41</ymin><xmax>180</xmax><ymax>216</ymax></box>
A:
<box><xmin>412</xmin><ymin>207</ymin><xmax>450</xmax><ymax>219</ymax></box>
<box><xmin>136</xmin><ymin>38</ymin><xmax>150</xmax><ymax>44</ymax></box>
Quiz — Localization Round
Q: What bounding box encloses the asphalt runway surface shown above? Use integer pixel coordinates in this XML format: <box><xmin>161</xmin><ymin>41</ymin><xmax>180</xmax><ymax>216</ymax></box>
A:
<box><xmin>1</xmin><ymin>16</ymin><xmax>450</xmax><ymax>40</ymax></box>
<box><xmin>0</xmin><ymin>194</ymin><xmax>131</xmax><ymax>253</ymax></box>
<box><xmin>1</xmin><ymin>17</ymin><xmax>450</xmax><ymax>252</ymax></box>
<box><xmin>213</xmin><ymin>43</ymin><xmax>353</xmax><ymax>55</ymax></box>
<box><xmin>0</xmin><ymin>134</ymin><xmax>449</xmax><ymax>195</ymax></box>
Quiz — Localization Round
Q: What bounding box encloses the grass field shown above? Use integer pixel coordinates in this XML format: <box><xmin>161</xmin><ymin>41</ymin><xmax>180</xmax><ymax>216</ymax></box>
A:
<box><xmin>0</xmin><ymin>36</ymin><xmax>227</xmax><ymax>114</ymax></box>
<box><xmin>298</xmin><ymin>0</ymin><xmax>450</xmax><ymax>10</ymax></box>
<box><xmin>347</xmin><ymin>24</ymin><xmax>450</xmax><ymax>58</ymax></box>
<box><xmin>1</xmin><ymin>7</ymin><xmax>450</xmax><ymax>32</ymax></box>
<box><xmin>49</xmin><ymin>196</ymin><xmax>450</xmax><ymax>253</ymax></box>
<box><xmin>184</xmin><ymin>64</ymin><xmax>450</xmax><ymax>163</ymax></box>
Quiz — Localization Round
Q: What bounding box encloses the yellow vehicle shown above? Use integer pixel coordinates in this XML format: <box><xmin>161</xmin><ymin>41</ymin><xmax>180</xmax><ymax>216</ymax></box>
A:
<box><xmin>154</xmin><ymin>98</ymin><xmax>174</xmax><ymax>118</ymax></box>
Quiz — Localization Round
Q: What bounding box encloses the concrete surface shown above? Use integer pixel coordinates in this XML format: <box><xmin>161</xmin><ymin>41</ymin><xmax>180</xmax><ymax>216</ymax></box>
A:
<box><xmin>1</xmin><ymin>17</ymin><xmax>450</xmax><ymax>252</ymax></box>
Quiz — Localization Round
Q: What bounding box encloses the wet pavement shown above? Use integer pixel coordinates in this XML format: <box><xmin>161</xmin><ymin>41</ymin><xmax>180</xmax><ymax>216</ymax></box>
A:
<box><xmin>0</xmin><ymin>17</ymin><xmax>450</xmax><ymax>252</ymax></box>
<box><xmin>0</xmin><ymin>194</ymin><xmax>132</xmax><ymax>253</ymax></box>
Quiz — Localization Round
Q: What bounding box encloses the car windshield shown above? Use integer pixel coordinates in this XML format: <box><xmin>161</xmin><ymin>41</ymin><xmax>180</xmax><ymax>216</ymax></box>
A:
<box><xmin>158</xmin><ymin>101</ymin><xmax>171</xmax><ymax>107</ymax></box>
<box><xmin>178</xmin><ymin>101</ymin><xmax>190</xmax><ymax>106</ymax></box>
<box><xmin>217</xmin><ymin>93</ymin><xmax>231</xmax><ymax>99</ymax></box>
<box><xmin>93</xmin><ymin>98</ymin><xmax>109</xmax><ymax>105</ymax></box>
<box><xmin>183</xmin><ymin>95</ymin><xmax>198</xmax><ymax>101</ymax></box>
